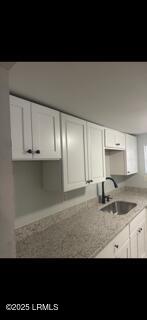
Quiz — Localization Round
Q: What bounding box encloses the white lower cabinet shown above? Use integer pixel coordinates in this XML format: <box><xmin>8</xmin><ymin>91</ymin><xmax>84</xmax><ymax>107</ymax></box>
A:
<box><xmin>96</xmin><ymin>241</ymin><xmax>114</xmax><ymax>258</ymax></box>
<box><xmin>115</xmin><ymin>239</ymin><xmax>130</xmax><ymax>258</ymax></box>
<box><xmin>96</xmin><ymin>209</ymin><xmax>147</xmax><ymax>258</ymax></box>
<box><xmin>96</xmin><ymin>225</ymin><xmax>130</xmax><ymax>258</ymax></box>
<box><xmin>130</xmin><ymin>209</ymin><xmax>146</xmax><ymax>258</ymax></box>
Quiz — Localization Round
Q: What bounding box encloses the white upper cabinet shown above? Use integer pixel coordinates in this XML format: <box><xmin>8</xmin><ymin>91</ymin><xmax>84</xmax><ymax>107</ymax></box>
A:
<box><xmin>87</xmin><ymin>122</ymin><xmax>105</xmax><ymax>184</ymax></box>
<box><xmin>61</xmin><ymin>114</ymin><xmax>106</xmax><ymax>192</ymax></box>
<box><xmin>10</xmin><ymin>95</ymin><xmax>61</xmax><ymax>160</ymax></box>
<box><xmin>61</xmin><ymin>113</ymin><xmax>88</xmax><ymax>191</ymax></box>
<box><xmin>125</xmin><ymin>134</ymin><xmax>138</xmax><ymax>175</ymax></box>
<box><xmin>109</xmin><ymin>134</ymin><xmax>138</xmax><ymax>175</ymax></box>
<box><xmin>10</xmin><ymin>95</ymin><xmax>32</xmax><ymax>160</ymax></box>
<box><xmin>31</xmin><ymin>103</ymin><xmax>61</xmax><ymax>159</ymax></box>
<box><xmin>105</xmin><ymin>128</ymin><xmax>125</xmax><ymax>150</ymax></box>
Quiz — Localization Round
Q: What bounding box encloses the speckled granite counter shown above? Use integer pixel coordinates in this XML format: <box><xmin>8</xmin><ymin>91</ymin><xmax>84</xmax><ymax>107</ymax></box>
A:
<box><xmin>16</xmin><ymin>188</ymin><xmax>147</xmax><ymax>258</ymax></box>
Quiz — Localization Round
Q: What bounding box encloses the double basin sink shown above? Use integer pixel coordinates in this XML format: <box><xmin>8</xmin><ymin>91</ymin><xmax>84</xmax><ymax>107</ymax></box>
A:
<box><xmin>100</xmin><ymin>201</ymin><xmax>137</xmax><ymax>215</ymax></box>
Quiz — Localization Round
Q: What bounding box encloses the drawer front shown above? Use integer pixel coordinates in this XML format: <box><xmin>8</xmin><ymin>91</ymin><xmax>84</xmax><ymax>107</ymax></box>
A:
<box><xmin>130</xmin><ymin>209</ymin><xmax>146</xmax><ymax>234</ymax></box>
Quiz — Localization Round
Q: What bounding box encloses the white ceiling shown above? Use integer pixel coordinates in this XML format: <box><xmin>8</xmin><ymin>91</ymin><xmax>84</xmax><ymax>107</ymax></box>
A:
<box><xmin>9</xmin><ymin>62</ymin><xmax>147</xmax><ymax>134</ymax></box>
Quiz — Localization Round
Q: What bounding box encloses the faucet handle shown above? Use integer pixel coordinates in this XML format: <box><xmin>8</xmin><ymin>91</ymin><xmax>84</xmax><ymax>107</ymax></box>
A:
<box><xmin>106</xmin><ymin>195</ymin><xmax>112</xmax><ymax>202</ymax></box>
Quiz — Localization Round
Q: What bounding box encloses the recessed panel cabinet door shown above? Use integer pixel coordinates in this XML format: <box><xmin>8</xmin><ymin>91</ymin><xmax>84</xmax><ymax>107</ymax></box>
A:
<box><xmin>126</xmin><ymin>134</ymin><xmax>138</xmax><ymax>174</ymax></box>
<box><xmin>31</xmin><ymin>103</ymin><xmax>61</xmax><ymax>160</ymax></box>
<box><xmin>10</xmin><ymin>95</ymin><xmax>32</xmax><ymax>160</ymax></box>
<box><xmin>137</xmin><ymin>221</ymin><xmax>146</xmax><ymax>258</ymax></box>
<box><xmin>61</xmin><ymin>113</ymin><xmax>88</xmax><ymax>191</ymax></box>
<box><xmin>130</xmin><ymin>210</ymin><xmax>146</xmax><ymax>258</ymax></box>
<box><xmin>105</xmin><ymin>128</ymin><xmax>125</xmax><ymax>149</ymax></box>
<box><xmin>115</xmin><ymin>239</ymin><xmax>130</xmax><ymax>258</ymax></box>
<box><xmin>130</xmin><ymin>230</ymin><xmax>138</xmax><ymax>258</ymax></box>
<box><xmin>95</xmin><ymin>242</ymin><xmax>114</xmax><ymax>258</ymax></box>
<box><xmin>105</xmin><ymin>128</ymin><xmax>116</xmax><ymax>148</ymax></box>
<box><xmin>87</xmin><ymin>122</ymin><xmax>105</xmax><ymax>184</ymax></box>
<box><xmin>115</xmin><ymin>132</ymin><xmax>125</xmax><ymax>149</ymax></box>
<box><xmin>130</xmin><ymin>224</ymin><xmax>146</xmax><ymax>258</ymax></box>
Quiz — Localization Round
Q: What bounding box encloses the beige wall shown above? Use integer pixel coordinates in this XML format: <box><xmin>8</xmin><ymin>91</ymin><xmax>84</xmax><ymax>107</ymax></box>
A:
<box><xmin>0</xmin><ymin>66</ymin><xmax>16</xmax><ymax>257</ymax></box>
<box><xmin>14</xmin><ymin>151</ymin><xmax>128</xmax><ymax>228</ymax></box>
<box><xmin>98</xmin><ymin>150</ymin><xmax>127</xmax><ymax>195</ymax></box>
<box><xmin>14</xmin><ymin>161</ymin><xmax>97</xmax><ymax>227</ymax></box>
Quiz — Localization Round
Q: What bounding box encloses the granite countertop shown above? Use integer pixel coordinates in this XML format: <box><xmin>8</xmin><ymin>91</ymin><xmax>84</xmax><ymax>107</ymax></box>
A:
<box><xmin>16</xmin><ymin>189</ymin><xmax>147</xmax><ymax>258</ymax></box>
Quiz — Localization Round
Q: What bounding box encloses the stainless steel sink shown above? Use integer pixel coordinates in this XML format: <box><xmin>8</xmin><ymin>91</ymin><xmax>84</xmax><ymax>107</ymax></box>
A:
<box><xmin>100</xmin><ymin>201</ymin><xmax>137</xmax><ymax>215</ymax></box>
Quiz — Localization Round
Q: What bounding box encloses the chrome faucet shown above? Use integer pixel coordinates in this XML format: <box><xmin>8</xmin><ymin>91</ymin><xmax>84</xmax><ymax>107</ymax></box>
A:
<box><xmin>101</xmin><ymin>177</ymin><xmax>118</xmax><ymax>204</ymax></box>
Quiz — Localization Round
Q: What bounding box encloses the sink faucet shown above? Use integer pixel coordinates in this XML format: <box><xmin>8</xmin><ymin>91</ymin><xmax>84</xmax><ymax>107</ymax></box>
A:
<box><xmin>101</xmin><ymin>177</ymin><xmax>118</xmax><ymax>204</ymax></box>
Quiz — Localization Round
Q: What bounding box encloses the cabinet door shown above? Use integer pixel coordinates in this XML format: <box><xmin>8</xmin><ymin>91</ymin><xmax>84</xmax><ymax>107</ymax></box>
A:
<box><xmin>96</xmin><ymin>242</ymin><xmax>114</xmax><ymax>258</ymax></box>
<box><xmin>113</xmin><ymin>225</ymin><xmax>130</xmax><ymax>258</ymax></box>
<box><xmin>130</xmin><ymin>209</ymin><xmax>146</xmax><ymax>258</ymax></box>
<box><xmin>115</xmin><ymin>132</ymin><xmax>125</xmax><ymax>149</ymax></box>
<box><xmin>105</xmin><ymin>128</ymin><xmax>116</xmax><ymax>148</ymax></box>
<box><xmin>130</xmin><ymin>224</ymin><xmax>146</xmax><ymax>258</ymax></box>
<box><xmin>130</xmin><ymin>229</ymin><xmax>138</xmax><ymax>258</ymax></box>
<box><xmin>31</xmin><ymin>103</ymin><xmax>61</xmax><ymax>160</ymax></box>
<box><xmin>138</xmin><ymin>221</ymin><xmax>146</xmax><ymax>258</ymax></box>
<box><xmin>87</xmin><ymin>122</ymin><xmax>105</xmax><ymax>184</ymax></box>
<box><xmin>10</xmin><ymin>95</ymin><xmax>32</xmax><ymax>160</ymax></box>
<box><xmin>96</xmin><ymin>225</ymin><xmax>129</xmax><ymax>258</ymax></box>
<box><xmin>61</xmin><ymin>113</ymin><xmax>88</xmax><ymax>191</ymax></box>
<box><xmin>105</xmin><ymin>128</ymin><xmax>125</xmax><ymax>150</ymax></box>
<box><xmin>115</xmin><ymin>239</ymin><xmax>130</xmax><ymax>258</ymax></box>
<box><xmin>126</xmin><ymin>134</ymin><xmax>138</xmax><ymax>175</ymax></box>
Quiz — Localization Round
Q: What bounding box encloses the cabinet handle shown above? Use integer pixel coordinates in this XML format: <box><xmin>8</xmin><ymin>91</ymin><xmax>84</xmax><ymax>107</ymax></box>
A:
<box><xmin>114</xmin><ymin>244</ymin><xmax>119</xmax><ymax>248</ymax></box>
<box><xmin>35</xmin><ymin>150</ymin><xmax>40</xmax><ymax>154</ymax></box>
<box><xmin>115</xmin><ymin>143</ymin><xmax>120</xmax><ymax>146</ymax></box>
<box><xmin>86</xmin><ymin>180</ymin><xmax>93</xmax><ymax>184</ymax></box>
<box><xmin>106</xmin><ymin>195</ymin><xmax>112</xmax><ymax>201</ymax></box>
<box><xmin>26</xmin><ymin>149</ymin><xmax>33</xmax><ymax>154</ymax></box>
<box><xmin>127</xmin><ymin>171</ymin><xmax>130</xmax><ymax>174</ymax></box>
<box><xmin>138</xmin><ymin>228</ymin><xmax>142</xmax><ymax>233</ymax></box>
